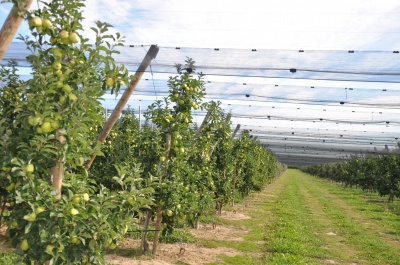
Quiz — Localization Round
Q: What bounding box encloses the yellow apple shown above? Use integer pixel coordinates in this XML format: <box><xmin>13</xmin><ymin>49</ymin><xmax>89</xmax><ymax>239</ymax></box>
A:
<box><xmin>31</xmin><ymin>17</ymin><xmax>42</xmax><ymax>27</ymax></box>
<box><xmin>83</xmin><ymin>193</ymin><xmax>89</xmax><ymax>202</ymax></box>
<box><xmin>69</xmin><ymin>32</ymin><xmax>79</xmax><ymax>43</ymax></box>
<box><xmin>59</xmin><ymin>30</ymin><xmax>69</xmax><ymax>39</ymax></box>
<box><xmin>42</xmin><ymin>19</ymin><xmax>52</xmax><ymax>29</ymax></box>
<box><xmin>106</xmin><ymin>77</ymin><xmax>115</xmax><ymax>87</ymax></box>
<box><xmin>25</xmin><ymin>163</ymin><xmax>34</xmax><ymax>173</ymax></box>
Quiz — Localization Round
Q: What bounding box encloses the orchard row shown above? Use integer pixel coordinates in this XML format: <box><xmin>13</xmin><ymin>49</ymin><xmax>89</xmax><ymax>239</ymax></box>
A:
<box><xmin>300</xmin><ymin>155</ymin><xmax>400</xmax><ymax>202</ymax></box>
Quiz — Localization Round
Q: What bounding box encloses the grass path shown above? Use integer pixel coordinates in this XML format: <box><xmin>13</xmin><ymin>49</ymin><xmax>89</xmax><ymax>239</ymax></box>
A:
<box><xmin>210</xmin><ymin>169</ymin><xmax>400</xmax><ymax>265</ymax></box>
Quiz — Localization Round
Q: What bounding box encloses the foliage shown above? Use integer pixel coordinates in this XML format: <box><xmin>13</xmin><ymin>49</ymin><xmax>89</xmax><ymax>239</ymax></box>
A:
<box><xmin>0</xmin><ymin>1</ymin><xmax>280</xmax><ymax>262</ymax></box>
<box><xmin>301</xmin><ymin>155</ymin><xmax>400</xmax><ymax>202</ymax></box>
<box><xmin>0</xmin><ymin>0</ymin><xmax>153</xmax><ymax>263</ymax></box>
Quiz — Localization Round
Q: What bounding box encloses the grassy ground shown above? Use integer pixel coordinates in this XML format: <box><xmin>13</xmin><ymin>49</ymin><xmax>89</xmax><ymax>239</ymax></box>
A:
<box><xmin>205</xmin><ymin>169</ymin><xmax>400</xmax><ymax>265</ymax></box>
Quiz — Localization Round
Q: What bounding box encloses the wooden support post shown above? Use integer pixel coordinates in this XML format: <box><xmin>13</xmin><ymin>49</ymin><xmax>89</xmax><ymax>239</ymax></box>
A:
<box><xmin>0</xmin><ymin>0</ymin><xmax>33</xmax><ymax>61</ymax></box>
<box><xmin>232</xmin><ymin>124</ymin><xmax>241</xmax><ymax>138</ymax></box>
<box><xmin>51</xmin><ymin>160</ymin><xmax>64</xmax><ymax>199</ymax></box>
<box><xmin>152</xmin><ymin>133</ymin><xmax>171</xmax><ymax>256</ymax></box>
<box><xmin>85</xmin><ymin>45</ymin><xmax>159</xmax><ymax>169</ymax></box>
<box><xmin>195</xmin><ymin>110</ymin><xmax>211</xmax><ymax>139</ymax></box>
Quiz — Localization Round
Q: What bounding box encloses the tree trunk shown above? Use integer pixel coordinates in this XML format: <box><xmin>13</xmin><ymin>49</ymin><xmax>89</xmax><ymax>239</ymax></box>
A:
<box><xmin>217</xmin><ymin>202</ymin><xmax>223</xmax><ymax>215</ymax></box>
<box><xmin>140</xmin><ymin>210</ymin><xmax>152</xmax><ymax>253</ymax></box>
<box><xmin>152</xmin><ymin>205</ymin><xmax>163</xmax><ymax>256</ymax></box>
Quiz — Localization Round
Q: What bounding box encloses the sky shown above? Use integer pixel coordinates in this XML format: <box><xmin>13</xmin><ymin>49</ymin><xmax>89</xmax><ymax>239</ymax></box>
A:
<box><xmin>1</xmin><ymin>0</ymin><xmax>400</xmax><ymax>165</ymax></box>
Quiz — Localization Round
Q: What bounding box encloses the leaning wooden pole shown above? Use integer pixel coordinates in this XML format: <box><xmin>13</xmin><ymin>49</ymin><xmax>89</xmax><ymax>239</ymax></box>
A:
<box><xmin>152</xmin><ymin>133</ymin><xmax>171</xmax><ymax>256</ymax></box>
<box><xmin>232</xmin><ymin>124</ymin><xmax>241</xmax><ymax>138</ymax></box>
<box><xmin>0</xmin><ymin>0</ymin><xmax>33</xmax><ymax>61</ymax></box>
<box><xmin>195</xmin><ymin>110</ymin><xmax>211</xmax><ymax>139</ymax></box>
<box><xmin>86</xmin><ymin>45</ymin><xmax>159</xmax><ymax>169</ymax></box>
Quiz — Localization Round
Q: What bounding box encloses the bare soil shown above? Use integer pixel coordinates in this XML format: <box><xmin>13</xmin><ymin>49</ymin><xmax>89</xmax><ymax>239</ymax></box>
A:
<box><xmin>105</xmin><ymin>211</ymin><xmax>250</xmax><ymax>265</ymax></box>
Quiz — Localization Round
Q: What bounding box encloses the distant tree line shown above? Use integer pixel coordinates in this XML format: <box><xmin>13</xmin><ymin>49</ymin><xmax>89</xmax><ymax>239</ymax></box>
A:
<box><xmin>300</xmin><ymin>154</ymin><xmax>400</xmax><ymax>202</ymax></box>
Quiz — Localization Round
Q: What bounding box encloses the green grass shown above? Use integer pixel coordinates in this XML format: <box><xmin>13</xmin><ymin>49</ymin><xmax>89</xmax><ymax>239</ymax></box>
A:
<box><xmin>0</xmin><ymin>250</ymin><xmax>17</xmax><ymax>265</ymax></box>
<box><xmin>202</xmin><ymin>169</ymin><xmax>400</xmax><ymax>265</ymax></box>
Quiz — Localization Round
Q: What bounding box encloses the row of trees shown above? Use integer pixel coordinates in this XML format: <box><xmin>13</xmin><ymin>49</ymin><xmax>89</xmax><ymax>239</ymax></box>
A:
<box><xmin>0</xmin><ymin>0</ymin><xmax>282</xmax><ymax>263</ymax></box>
<box><xmin>301</xmin><ymin>155</ymin><xmax>400</xmax><ymax>202</ymax></box>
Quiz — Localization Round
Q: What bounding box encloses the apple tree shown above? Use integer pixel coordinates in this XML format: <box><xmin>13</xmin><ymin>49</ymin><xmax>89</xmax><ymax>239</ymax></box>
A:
<box><xmin>0</xmin><ymin>0</ymin><xmax>153</xmax><ymax>263</ymax></box>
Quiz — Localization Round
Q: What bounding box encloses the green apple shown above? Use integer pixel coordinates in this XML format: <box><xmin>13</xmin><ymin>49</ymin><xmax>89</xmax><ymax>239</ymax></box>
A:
<box><xmin>10</xmin><ymin>221</ymin><xmax>18</xmax><ymax>228</ymax></box>
<box><xmin>51</xmin><ymin>121</ymin><xmax>59</xmax><ymax>130</ymax></box>
<box><xmin>35</xmin><ymin>206</ymin><xmax>45</xmax><ymax>214</ymax></box>
<box><xmin>69</xmin><ymin>32</ymin><xmax>79</xmax><ymax>43</ymax></box>
<box><xmin>71</xmin><ymin>195</ymin><xmax>81</xmax><ymax>204</ymax></box>
<box><xmin>68</xmin><ymin>93</ymin><xmax>77</xmax><ymax>101</ymax></box>
<box><xmin>166</xmin><ymin>209</ymin><xmax>173</xmax><ymax>217</ymax></box>
<box><xmin>53</xmin><ymin>61</ymin><xmax>62</xmax><ymax>70</ymax></box>
<box><xmin>127</xmin><ymin>196</ymin><xmax>136</xmax><ymax>206</ymax></box>
<box><xmin>42</xmin><ymin>19</ymin><xmax>52</xmax><ymax>29</ymax></box>
<box><xmin>24</xmin><ymin>212</ymin><xmax>37</xmax><ymax>222</ymax></box>
<box><xmin>21</xmin><ymin>239</ymin><xmax>29</xmax><ymax>251</ymax></box>
<box><xmin>31</xmin><ymin>17</ymin><xmax>42</xmax><ymax>27</ymax></box>
<box><xmin>55</xmin><ymin>80</ymin><xmax>63</xmax><ymax>89</ymax></box>
<box><xmin>159</xmin><ymin>156</ymin><xmax>166</xmax><ymax>162</ymax></box>
<box><xmin>89</xmin><ymin>239</ymin><xmax>96</xmax><ymax>249</ymax></box>
<box><xmin>54</xmin><ymin>69</ymin><xmax>62</xmax><ymax>76</ymax></box>
<box><xmin>180</xmin><ymin>147</ymin><xmax>185</xmax><ymax>153</ymax></box>
<box><xmin>108</xmin><ymin>242</ymin><xmax>117</xmax><ymax>249</ymax></box>
<box><xmin>70</xmin><ymin>208</ymin><xmax>79</xmax><ymax>215</ymax></box>
<box><xmin>41</xmin><ymin>121</ymin><xmax>52</xmax><ymax>133</ymax></box>
<box><xmin>46</xmin><ymin>244</ymin><xmax>55</xmax><ymax>254</ymax></box>
<box><xmin>60</xmin><ymin>37</ymin><xmax>70</xmax><ymax>45</ymax></box>
<box><xmin>28</xmin><ymin>116</ymin><xmax>36</xmax><ymax>125</ymax></box>
<box><xmin>5</xmin><ymin>182</ymin><xmax>15</xmax><ymax>192</ymax></box>
<box><xmin>62</xmin><ymin>84</ymin><xmax>72</xmax><ymax>93</ymax></box>
<box><xmin>70</xmin><ymin>236</ymin><xmax>79</xmax><ymax>244</ymax></box>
